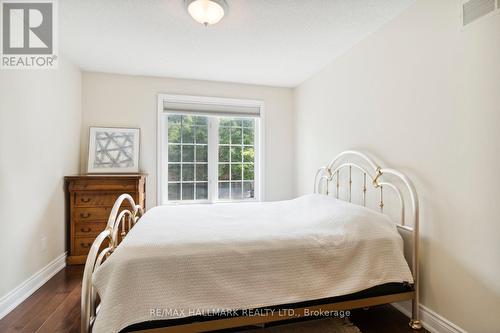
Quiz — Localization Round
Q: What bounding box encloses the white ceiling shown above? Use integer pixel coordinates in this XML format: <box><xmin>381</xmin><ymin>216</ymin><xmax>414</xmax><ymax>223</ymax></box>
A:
<box><xmin>60</xmin><ymin>0</ymin><xmax>414</xmax><ymax>87</ymax></box>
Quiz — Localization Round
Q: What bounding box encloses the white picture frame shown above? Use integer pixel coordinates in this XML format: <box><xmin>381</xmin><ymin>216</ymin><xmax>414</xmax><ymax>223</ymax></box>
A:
<box><xmin>87</xmin><ymin>126</ymin><xmax>140</xmax><ymax>173</ymax></box>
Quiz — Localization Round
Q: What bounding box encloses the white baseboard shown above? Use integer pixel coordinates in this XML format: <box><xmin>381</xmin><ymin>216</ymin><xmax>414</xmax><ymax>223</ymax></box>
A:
<box><xmin>392</xmin><ymin>301</ymin><xmax>467</xmax><ymax>333</ymax></box>
<box><xmin>0</xmin><ymin>252</ymin><xmax>67</xmax><ymax>320</ymax></box>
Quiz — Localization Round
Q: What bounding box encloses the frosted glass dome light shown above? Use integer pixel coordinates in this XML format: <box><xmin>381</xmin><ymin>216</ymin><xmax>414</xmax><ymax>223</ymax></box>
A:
<box><xmin>186</xmin><ymin>0</ymin><xmax>228</xmax><ymax>26</ymax></box>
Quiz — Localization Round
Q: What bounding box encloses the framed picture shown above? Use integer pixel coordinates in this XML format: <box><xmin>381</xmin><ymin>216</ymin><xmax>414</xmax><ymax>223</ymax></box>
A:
<box><xmin>87</xmin><ymin>127</ymin><xmax>140</xmax><ymax>173</ymax></box>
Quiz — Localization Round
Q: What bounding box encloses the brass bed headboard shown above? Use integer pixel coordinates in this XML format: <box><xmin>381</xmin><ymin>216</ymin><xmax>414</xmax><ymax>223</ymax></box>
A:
<box><xmin>313</xmin><ymin>150</ymin><xmax>421</xmax><ymax>329</ymax></box>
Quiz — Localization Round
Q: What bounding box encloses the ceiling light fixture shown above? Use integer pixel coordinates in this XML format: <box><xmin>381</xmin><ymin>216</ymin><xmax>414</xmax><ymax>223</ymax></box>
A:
<box><xmin>185</xmin><ymin>0</ymin><xmax>228</xmax><ymax>26</ymax></box>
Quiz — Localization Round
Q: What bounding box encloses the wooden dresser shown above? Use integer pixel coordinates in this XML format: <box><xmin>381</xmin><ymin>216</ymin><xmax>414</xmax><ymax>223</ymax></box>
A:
<box><xmin>65</xmin><ymin>174</ymin><xmax>146</xmax><ymax>265</ymax></box>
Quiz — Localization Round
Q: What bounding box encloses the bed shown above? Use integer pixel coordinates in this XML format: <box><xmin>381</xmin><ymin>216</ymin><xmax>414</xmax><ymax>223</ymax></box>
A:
<box><xmin>81</xmin><ymin>150</ymin><xmax>422</xmax><ymax>332</ymax></box>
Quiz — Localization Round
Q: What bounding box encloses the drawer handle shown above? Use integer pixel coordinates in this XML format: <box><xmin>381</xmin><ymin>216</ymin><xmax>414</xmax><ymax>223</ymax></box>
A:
<box><xmin>80</xmin><ymin>227</ymin><xmax>92</xmax><ymax>233</ymax></box>
<box><xmin>80</xmin><ymin>212</ymin><xmax>91</xmax><ymax>218</ymax></box>
<box><xmin>81</xmin><ymin>243</ymin><xmax>92</xmax><ymax>248</ymax></box>
<box><xmin>81</xmin><ymin>197</ymin><xmax>91</xmax><ymax>203</ymax></box>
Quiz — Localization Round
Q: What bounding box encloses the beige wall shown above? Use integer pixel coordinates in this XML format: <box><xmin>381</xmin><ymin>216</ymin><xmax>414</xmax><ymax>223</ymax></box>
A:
<box><xmin>81</xmin><ymin>73</ymin><xmax>294</xmax><ymax>207</ymax></box>
<box><xmin>293</xmin><ymin>1</ymin><xmax>500</xmax><ymax>332</ymax></box>
<box><xmin>0</xmin><ymin>57</ymin><xmax>82</xmax><ymax>298</ymax></box>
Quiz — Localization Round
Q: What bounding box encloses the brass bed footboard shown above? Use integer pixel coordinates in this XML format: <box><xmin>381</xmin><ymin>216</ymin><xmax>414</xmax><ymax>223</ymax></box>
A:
<box><xmin>81</xmin><ymin>194</ymin><xmax>143</xmax><ymax>333</ymax></box>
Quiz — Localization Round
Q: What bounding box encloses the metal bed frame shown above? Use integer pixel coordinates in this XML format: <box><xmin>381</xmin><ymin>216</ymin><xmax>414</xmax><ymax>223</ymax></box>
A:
<box><xmin>81</xmin><ymin>150</ymin><xmax>422</xmax><ymax>332</ymax></box>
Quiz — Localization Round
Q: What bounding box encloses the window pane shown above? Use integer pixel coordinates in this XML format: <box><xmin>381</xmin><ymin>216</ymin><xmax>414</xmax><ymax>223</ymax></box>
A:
<box><xmin>219</xmin><ymin>127</ymin><xmax>230</xmax><ymax>144</ymax></box>
<box><xmin>196</xmin><ymin>145</ymin><xmax>207</xmax><ymax>162</ymax></box>
<box><xmin>230</xmin><ymin>146</ymin><xmax>242</xmax><ymax>162</ymax></box>
<box><xmin>195</xmin><ymin>126</ymin><xmax>208</xmax><ymax>144</ymax></box>
<box><xmin>219</xmin><ymin>164</ymin><xmax>230</xmax><ymax>180</ymax></box>
<box><xmin>182</xmin><ymin>115</ymin><xmax>194</xmax><ymax>126</ymax></box>
<box><xmin>230</xmin><ymin>127</ymin><xmax>242</xmax><ymax>144</ymax></box>
<box><xmin>231</xmin><ymin>119</ymin><xmax>243</xmax><ymax>127</ymax></box>
<box><xmin>182</xmin><ymin>183</ymin><xmax>194</xmax><ymax>200</ymax></box>
<box><xmin>231</xmin><ymin>182</ymin><xmax>242</xmax><ymax>199</ymax></box>
<box><xmin>168</xmin><ymin>115</ymin><xmax>182</xmax><ymax>124</ymax></box>
<box><xmin>218</xmin><ymin>182</ymin><xmax>230</xmax><ymax>199</ymax></box>
<box><xmin>194</xmin><ymin>116</ymin><xmax>207</xmax><ymax>125</ymax></box>
<box><xmin>168</xmin><ymin>164</ymin><xmax>181</xmax><ymax>181</ymax></box>
<box><xmin>182</xmin><ymin>145</ymin><xmax>194</xmax><ymax>162</ymax></box>
<box><xmin>196</xmin><ymin>183</ymin><xmax>208</xmax><ymax>200</ymax></box>
<box><xmin>231</xmin><ymin>164</ymin><xmax>242</xmax><ymax>180</ymax></box>
<box><xmin>182</xmin><ymin>164</ymin><xmax>194</xmax><ymax>181</ymax></box>
<box><xmin>219</xmin><ymin>118</ymin><xmax>232</xmax><ymax>127</ymax></box>
<box><xmin>168</xmin><ymin>144</ymin><xmax>181</xmax><ymax>162</ymax></box>
<box><xmin>196</xmin><ymin>164</ymin><xmax>207</xmax><ymax>181</ymax></box>
<box><xmin>182</xmin><ymin>125</ymin><xmax>194</xmax><ymax>143</ymax></box>
<box><xmin>243</xmin><ymin>147</ymin><xmax>254</xmax><ymax>163</ymax></box>
<box><xmin>219</xmin><ymin>146</ymin><xmax>230</xmax><ymax>162</ymax></box>
<box><xmin>242</xmin><ymin>118</ymin><xmax>254</xmax><ymax>128</ymax></box>
<box><xmin>168</xmin><ymin>124</ymin><xmax>181</xmax><ymax>143</ymax></box>
<box><xmin>243</xmin><ymin>164</ymin><xmax>254</xmax><ymax>180</ymax></box>
<box><xmin>243</xmin><ymin>128</ymin><xmax>254</xmax><ymax>145</ymax></box>
<box><xmin>243</xmin><ymin>181</ymin><xmax>254</xmax><ymax>198</ymax></box>
<box><xmin>168</xmin><ymin>183</ymin><xmax>180</xmax><ymax>200</ymax></box>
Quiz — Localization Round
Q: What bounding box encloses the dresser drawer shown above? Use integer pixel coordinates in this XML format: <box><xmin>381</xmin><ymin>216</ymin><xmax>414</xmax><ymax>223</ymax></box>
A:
<box><xmin>74</xmin><ymin>193</ymin><xmax>119</xmax><ymax>207</ymax></box>
<box><xmin>74</xmin><ymin>237</ymin><xmax>109</xmax><ymax>256</ymax></box>
<box><xmin>69</xmin><ymin>179</ymin><xmax>138</xmax><ymax>191</ymax></box>
<box><xmin>74</xmin><ymin>207</ymin><xmax>111</xmax><ymax>222</ymax></box>
<box><xmin>74</xmin><ymin>192</ymin><xmax>137</xmax><ymax>208</ymax></box>
<box><xmin>75</xmin><ymin>222</ymin><xmax>106</xmax><ymax>236</ymax></box>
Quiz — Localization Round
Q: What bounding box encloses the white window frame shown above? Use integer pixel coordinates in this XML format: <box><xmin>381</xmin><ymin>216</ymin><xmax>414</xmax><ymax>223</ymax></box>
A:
<box><xmin>157</xmin><ymin>94</ymin><xmax>265</xmax><ymax>205</ymax></box>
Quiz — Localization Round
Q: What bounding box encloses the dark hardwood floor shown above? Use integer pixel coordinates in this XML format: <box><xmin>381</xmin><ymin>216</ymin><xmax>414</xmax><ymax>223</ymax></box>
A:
<box><xmin>0</xmin><ymin>266</ymin><xmax>428</xmax><ymax>333</ymax></box>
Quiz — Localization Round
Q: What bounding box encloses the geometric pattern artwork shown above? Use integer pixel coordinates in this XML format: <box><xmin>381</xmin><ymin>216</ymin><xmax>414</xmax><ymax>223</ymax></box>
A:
<box><xmin>94</xmin><ymin>131</ymin><xmax>135</xmax><ymax>168</ymax></box>
<box><xmin>87</xmin><ymin>127</ymin><xmax>139</xmax><ymax>173</ymax></box>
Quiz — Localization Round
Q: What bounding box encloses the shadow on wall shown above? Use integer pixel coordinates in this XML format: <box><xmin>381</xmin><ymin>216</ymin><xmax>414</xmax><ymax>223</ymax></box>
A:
<box><xmin>29</xmin><ymin>180</ymin><xmax>67</xmax><ymax>272</ymax></box>
<box><xmin>421</xmin><ymin>232</ymin><xmax>499</xmax><ymax>333</ymax></box>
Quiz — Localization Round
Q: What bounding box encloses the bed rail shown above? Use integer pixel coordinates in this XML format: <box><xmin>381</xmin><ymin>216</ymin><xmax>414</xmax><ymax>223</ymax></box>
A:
<box><xmin>81</xmin><ymin>193</ymin><xmax>144</xmax><ymax>333</ymax></box>
<box><xmin>313</xmin><ymin>150</ymin><xmax>421</xmax><ymax>329</ymax></box>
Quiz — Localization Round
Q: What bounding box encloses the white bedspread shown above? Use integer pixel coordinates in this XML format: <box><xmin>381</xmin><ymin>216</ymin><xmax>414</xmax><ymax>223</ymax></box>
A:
<box><xmin>92</xmin><ymin>194</ymin><xmax>413</xmax><ymax>333</ymax></box>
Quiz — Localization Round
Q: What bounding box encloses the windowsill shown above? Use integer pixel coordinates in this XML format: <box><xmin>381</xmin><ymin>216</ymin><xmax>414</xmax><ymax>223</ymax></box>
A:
<box><xmin>160</xmin><ymin>198</ymin><xmax>260</xmax><ymax>206</ymax></box>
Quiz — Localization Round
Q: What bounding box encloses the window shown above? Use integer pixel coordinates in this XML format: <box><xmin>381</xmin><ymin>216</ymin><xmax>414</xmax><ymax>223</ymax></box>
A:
<box><xmin>158</xmin><ymin>95</ymin><xmax>263</xmax><ymax>204</ymax></box>
<box><xmin>166</xmin><ymin>115</ymin><xmax>209</xmax><ymax>201</ymax></box>
<box><xmin>217</xmin><ymin>118</ymin><xmax>255</xmax><ymax>200</ymax></box>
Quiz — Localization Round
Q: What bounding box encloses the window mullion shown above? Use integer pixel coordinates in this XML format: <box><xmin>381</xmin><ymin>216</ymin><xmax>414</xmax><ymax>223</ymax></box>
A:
<box><xmin>163</xmin><ymin>115</ymin><xmax>169</xmax><ymax>204</ymax></box>
<box><xmin>180</xmin><ymin>117</ymin><xmax>183</xmax><ymax>200</ymax></box>
<box><xmin>241</xmin><ymin>123</ymin><xmax>244</xmax><ymax>198</ymax></box>
<box><xmin>208</xmin><ymin>117</ymin><xmax>218</xmax><ymax>203</ymax></box>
